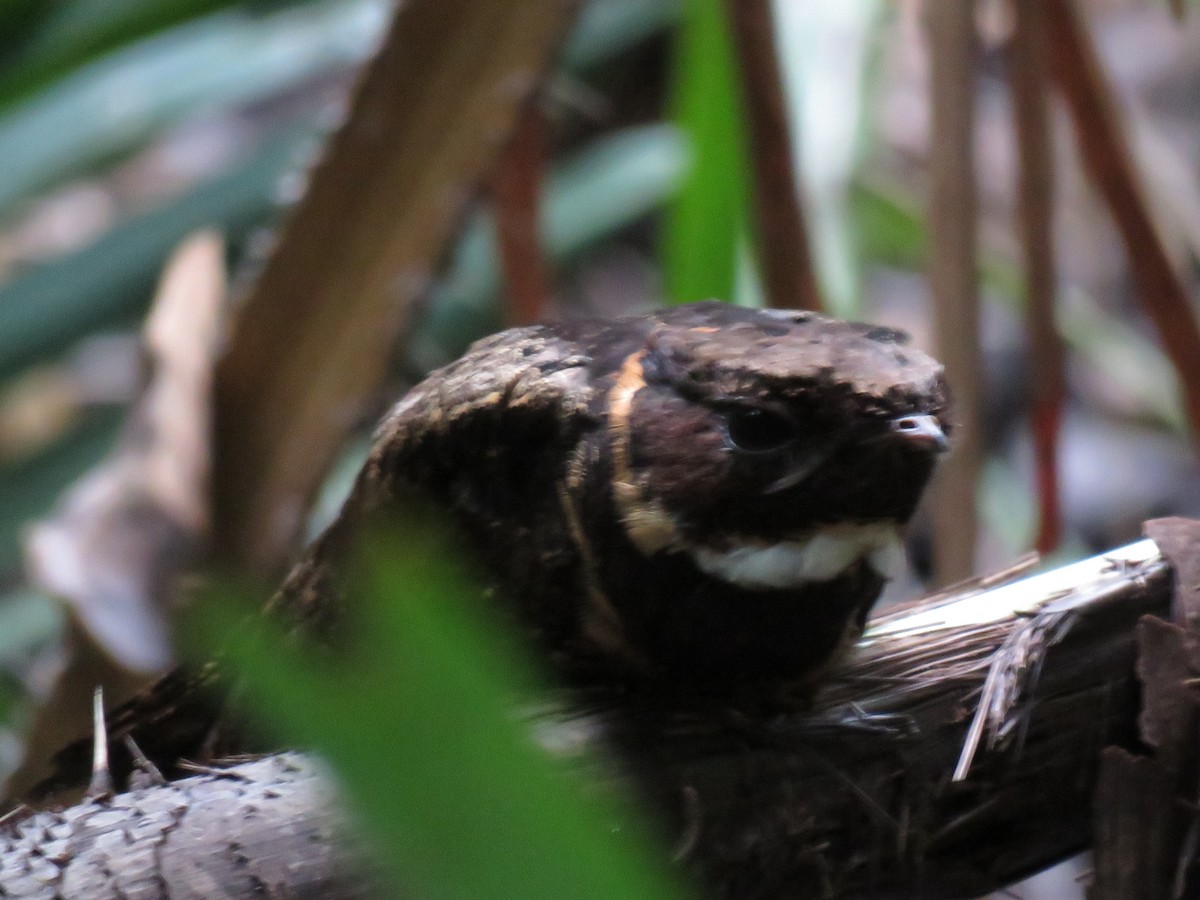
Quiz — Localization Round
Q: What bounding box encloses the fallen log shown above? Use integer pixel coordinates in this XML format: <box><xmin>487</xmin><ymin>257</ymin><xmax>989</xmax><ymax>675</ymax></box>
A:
<box><xmin>0</xmin><ymin>538</ymin><xmax>1174</xmax><ymax>899</ymax></box>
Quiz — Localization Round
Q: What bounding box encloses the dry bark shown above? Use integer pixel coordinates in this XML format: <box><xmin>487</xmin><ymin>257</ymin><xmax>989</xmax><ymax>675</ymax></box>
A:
<box><xmin>0</xmin><ymin>754</ymin><xmax>370</xmax><ymax>899</ymax></box>
<box><xmin>1091</xmin><ymin>518</ymin><xmax>1200</xmax><ymax>899</ymax></box>
<box><xmin>0</xmin><ymin>538</ymin><xmax>1175</xmax><ymax>899</ymax></box>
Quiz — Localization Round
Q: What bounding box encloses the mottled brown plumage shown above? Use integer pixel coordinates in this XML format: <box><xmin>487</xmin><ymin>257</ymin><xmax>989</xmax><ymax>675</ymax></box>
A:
<box><xmin>36</xmin><ymin>301</ymin><xmax>948</xmax><ymax>795</ymax></box>
<box><xmin>274</xmin><ymin>302</ymin><xmax>948</xmax><ymax>688</ymax></box>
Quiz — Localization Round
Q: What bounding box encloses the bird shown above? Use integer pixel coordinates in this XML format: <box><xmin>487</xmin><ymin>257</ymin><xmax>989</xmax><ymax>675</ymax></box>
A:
<box><xmin>33</xmin><ymin>300</ymin><xmax>949</xmax><ymax>795</ymax></box>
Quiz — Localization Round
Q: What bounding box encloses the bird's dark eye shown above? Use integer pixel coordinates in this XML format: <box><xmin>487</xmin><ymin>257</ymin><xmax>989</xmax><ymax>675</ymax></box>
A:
<box><xmin>725</xmin><ymin>407</ymin><xmax>797</xmax><ymax>453</ymax></box>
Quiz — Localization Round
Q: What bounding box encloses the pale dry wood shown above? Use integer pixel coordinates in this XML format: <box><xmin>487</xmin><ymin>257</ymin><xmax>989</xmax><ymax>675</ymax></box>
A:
<box><xmin>0</xmin><ymin>754</ymin><xmax>369</xmax><ymax>899</ymax></box>
<box><xmin>1</xmin><ymin>541</ymin><xmax>1170</xmax><ymax>899</ymax></box>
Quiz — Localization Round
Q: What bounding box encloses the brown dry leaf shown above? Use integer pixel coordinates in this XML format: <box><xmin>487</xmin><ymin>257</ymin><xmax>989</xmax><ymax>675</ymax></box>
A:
<box><xmin>3</xmin><ymin>232</ymin><xmax>224</xmax><ymax>802</ymax></box>
<box><xmin>27</xmin><ymin>231</ymin><xmax>221</xmax><ymax>671</ymax></box>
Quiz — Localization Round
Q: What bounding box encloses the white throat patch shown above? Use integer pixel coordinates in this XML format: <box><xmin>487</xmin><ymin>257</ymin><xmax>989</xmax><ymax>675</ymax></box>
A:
<box><xmin>689</xmin><ymin>522</ymin><xmax>904</xmax><ymax>590</ymax></box>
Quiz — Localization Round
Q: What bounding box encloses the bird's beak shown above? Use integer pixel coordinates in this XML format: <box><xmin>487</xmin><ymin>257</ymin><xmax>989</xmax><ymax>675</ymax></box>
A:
<box><xmin>890</xmin><ymin>414</ymin><xmax>949</xmax><ymax>453</ymax></box>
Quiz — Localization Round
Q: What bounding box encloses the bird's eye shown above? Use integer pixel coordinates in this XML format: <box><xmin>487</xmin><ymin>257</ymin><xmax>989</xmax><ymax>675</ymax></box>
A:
<box><xmin>725</xmin><ymin>407</ymin><xmax>797</xmax><ymax>453</ymax></box>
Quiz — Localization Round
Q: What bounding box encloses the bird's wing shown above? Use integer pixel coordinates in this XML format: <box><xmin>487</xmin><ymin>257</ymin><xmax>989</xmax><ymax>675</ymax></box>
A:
<box><xmin>29</xmin><ymin>325</ymin><xmax>600</xmax><ymax>800</ymax></box>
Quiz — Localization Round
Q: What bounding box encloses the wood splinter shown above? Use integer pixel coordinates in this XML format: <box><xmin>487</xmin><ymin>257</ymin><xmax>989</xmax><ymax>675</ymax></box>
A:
<box><xmin>84</xmin><ymin>686</ymin><xmax>113</xmax><ymax>801</ymax></box>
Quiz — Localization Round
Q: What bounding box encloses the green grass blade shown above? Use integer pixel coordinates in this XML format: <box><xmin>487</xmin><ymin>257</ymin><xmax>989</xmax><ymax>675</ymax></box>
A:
<box><xmin>203</xmin><ymin>518</ymin><xmax>688</xmax><ymax>900</ymax></box>
<box><xmin>0</xmin><ymin>0</ymin><xmax>387</xmax><ymax>217</ymax></box>
<box><xmin>661</xmin><ymin>0</ymin><xmax>750</xmax><ymax>305</ymax></box>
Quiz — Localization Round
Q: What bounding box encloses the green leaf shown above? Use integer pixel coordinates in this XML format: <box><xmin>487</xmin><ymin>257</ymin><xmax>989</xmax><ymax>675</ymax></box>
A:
<box><xmin>562</xmin><ymin>0</ymin><xmax>680</xmax><ymax>71</ymax></box>
<box><xmin>0</xmin><ymin>0</ymin><xmax>244</xmax><ymax>107</ymax></box>
<box><xmin>0</xmin><ymin>411</ymin><xmax>120</xmax><ymax>575</ymax></box>
<box><xmin>0</xmin><ymin>0</ymin><xmax>387</xmax><ymax>217</ymax></box>
<box><xmin>201</xmin><ymin>515</ymin><xmax>687</xmax><ymax>900</ymax></box>
<box><xmin>0</xmin><ymin>589</ymin><xmax>63</xmax><ymax>668</ymax></box>
<box><xmin>771</xmin><ymin>0</ymin><xmax>885</xmax><ymax>318</ymax></box>
<box><xmin>0</xmin><ymin>127</ymin><xmax>311</xmax><ymax>380</ymax></box>
<box><xmin>662</xmin><ymin>0</ymin><xmax>750</xmax><ymax>305</ymax></box>
<box><xmin>848</xmin><ymin>180</ymin><xmax>927</xmax><ymax>273</ymax></box>
<box><xmin>0</xmin><ymin>0</ymin><xmax>45</xmax><ymax>43</ymax></box>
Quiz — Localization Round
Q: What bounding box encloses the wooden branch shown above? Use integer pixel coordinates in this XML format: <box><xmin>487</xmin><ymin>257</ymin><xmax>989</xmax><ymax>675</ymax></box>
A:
<box><xmin>492</xmin><ymin>101</ymin><xmax>552</xmax><ymax>327</ymax></box>
<box><xmin>1009</xmin><ymin>0</ymin><xmax>1066</xmax><ymax>554</ymax></box>
<box><xmin>923</xmin><ymin>0</ymin><xmax>982</xmax><ymax>583</ymax></box>
<box><xmin>1045</xmin><ymin>0</ymin><xmax>1200</xmax><ymax>442</ymax></box>
<box><xmin>0</xmin><ymin>754</ymin><xmax>372</xmax><ymax>899</ymax></box>
<box><xmin>1</xmin><ymin>541</ymin><xmax>1172</xmax><ymax>898</ymax></box>
<box><xmin>212</xmin><ymin>0</ymin><xmax>581</xmax><ymax>574</ymax></box>
<box><xmin>609</xmin><ymin>539</ymin><xmax>1169</xmax><ymax>898</ymax></box>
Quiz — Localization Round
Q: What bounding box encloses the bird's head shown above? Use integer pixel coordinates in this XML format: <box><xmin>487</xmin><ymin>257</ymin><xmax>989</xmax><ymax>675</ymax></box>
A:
<box><xmin>575</xmin><ymin>303</ymin><xmax>949</xmax><ymax>681</ymax></box>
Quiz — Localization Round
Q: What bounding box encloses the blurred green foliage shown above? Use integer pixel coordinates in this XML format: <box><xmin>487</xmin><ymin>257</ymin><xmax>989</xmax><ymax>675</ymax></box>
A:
<box><xmin>198</xmin><ymin>517</ymin><xmax>687</xmax><ymax>900</ymax></box>
<box><xmin>850</xmin><ymin>180</ymin><xmax>1185</xmax><ymax>434</ymax></box>
<box><xmin>0</xmin><ymin>0</ymin><xmax>386</xmax><ymax>214</ymax></box>
<box><xmin>0</xmin><ymin>130</ymin><xmax>310</xmax><ymax>379</ymax></box>
<box><xmin>0</xmin><ymin>0</ymin><xmax>246</xmax><ymax>107</ymax></box>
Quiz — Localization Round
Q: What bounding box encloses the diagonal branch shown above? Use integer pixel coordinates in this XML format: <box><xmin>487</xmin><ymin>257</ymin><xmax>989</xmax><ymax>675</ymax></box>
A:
<box><xmin>1010</xmin><ymin>0</ymin><xmax>1066</xmax><ymax>554</ymax></box>
<box><xmin>1045</xmin><ymin>0</ymin><xmax>1200</xmax><ymax>443</ymax></box>
<box><xmin>212</xmin><ymin>0</ymin><xmax>581</xmax><ymax>574</ymax></box>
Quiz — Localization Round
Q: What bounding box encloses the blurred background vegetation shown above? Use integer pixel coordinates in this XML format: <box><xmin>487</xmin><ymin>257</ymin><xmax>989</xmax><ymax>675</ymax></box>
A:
<box><xmin>0</xmin><ymin>0</ymin><xmax>1198</xmax><ymax>896</ymax></box>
